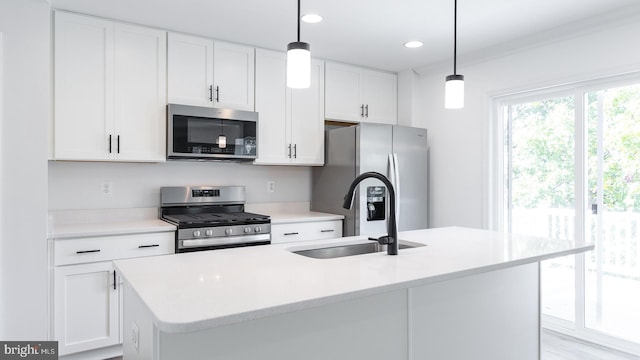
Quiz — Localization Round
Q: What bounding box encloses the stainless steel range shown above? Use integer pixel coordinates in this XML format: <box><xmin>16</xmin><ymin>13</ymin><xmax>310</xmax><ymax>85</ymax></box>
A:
<box><xmin>160</xmin><ymin>186</ymin><xmax>271</xmax><ymax>253</ymax></box>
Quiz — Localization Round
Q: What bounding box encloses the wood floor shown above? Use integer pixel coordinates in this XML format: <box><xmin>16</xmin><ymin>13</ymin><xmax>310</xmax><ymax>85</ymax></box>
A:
<box><xmin>542</xmin><ymin>329</ymin><xmax>640</xmax><ymax>360</ymax></box>
<box><xmin>108</xmin><ymin>330</ymin><xmax>638</xmax><ymax>360</ymax></box>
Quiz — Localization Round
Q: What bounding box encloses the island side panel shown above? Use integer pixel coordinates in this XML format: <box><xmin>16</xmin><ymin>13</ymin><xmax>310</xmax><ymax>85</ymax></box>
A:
<box><xmin>409</xmin><ymin>262</ymin><xmax>540</xmax><ymax>360</ymax></box>
<box><xmin>122</xmin><ymin>282</ymin><xmax>159</xmax><ymax>360</ymax></box>
<box><xmin>157</xmin><ymin>290</ymin><xmax>408</xmax><ymax>360</ymax></box>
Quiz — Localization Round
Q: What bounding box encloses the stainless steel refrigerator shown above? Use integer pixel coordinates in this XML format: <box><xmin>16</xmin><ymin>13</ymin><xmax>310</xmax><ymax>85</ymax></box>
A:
<box><xmin>311</xmin><ymin>123</ymin><xmax>428</xmax><ymax>237</ymax></box>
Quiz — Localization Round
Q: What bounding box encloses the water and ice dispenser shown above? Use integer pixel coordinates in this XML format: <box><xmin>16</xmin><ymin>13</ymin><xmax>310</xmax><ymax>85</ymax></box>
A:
<box><xmin>366</xmin><ymin>186</ymin><xmax>386</xmax><ymax>221</ymax></box>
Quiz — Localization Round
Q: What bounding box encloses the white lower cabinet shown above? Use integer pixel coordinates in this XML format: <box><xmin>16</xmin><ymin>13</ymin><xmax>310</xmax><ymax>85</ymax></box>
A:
<box><xmin>51</xmin><ymin>232</ymin><xmax>174</xmax><ymax>358</ymax></box>
<box><xmin>271</xmin><ymin>220</ymin><xmax>342</xmax><ymax>244</ymax></box>
<box><xmin>54</xmin><ymin>262</ymin><xmax>119</xmax><ymax>356</ymax></box>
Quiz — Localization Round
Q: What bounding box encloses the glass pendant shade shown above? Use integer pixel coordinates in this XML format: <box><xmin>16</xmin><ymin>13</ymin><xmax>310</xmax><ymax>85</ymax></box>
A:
<box><xmin>445</xmin><ymin>74</ymin><xmax>464</xmax><ymax>109</ymax></box>
<box><xmin>286</xmin><ymin>41</ymin><xmax>311</xmax><ymax>89</ymax></box>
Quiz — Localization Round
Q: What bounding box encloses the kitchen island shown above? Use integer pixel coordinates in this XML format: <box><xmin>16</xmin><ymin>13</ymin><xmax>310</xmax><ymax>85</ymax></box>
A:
<box><xmin>114</xmin><ymin>227</ymin><xmax>593</xmax><ymax>360</ymax></box>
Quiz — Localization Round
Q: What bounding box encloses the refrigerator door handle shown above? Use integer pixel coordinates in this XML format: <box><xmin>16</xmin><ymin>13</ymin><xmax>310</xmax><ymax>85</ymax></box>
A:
<box><xmin>388</xmin><ymin>153</ymin><xmax>399</xmax><ymax>222</ymax></box>
<box><xmin>393</xmin><ymin>153</ymin><xmax>401</xmax><ymax>223</ymax></box>
<box><xmin>387</xmin><ymin>153</ymin><xmax>396</xmax><ymax>185</ymax></box>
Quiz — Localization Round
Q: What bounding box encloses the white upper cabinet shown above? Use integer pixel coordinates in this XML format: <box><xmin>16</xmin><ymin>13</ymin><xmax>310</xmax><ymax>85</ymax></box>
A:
<box><xmin>54</xmin><ymin>12</ymin><xmax>166</xmax><ymax>162</ymax></box>
<box><xmin>325</xmin><ymin>62</ymin><xmax>397</xmax><ymax>125</ymax></box>
<box><xmin>114</xmin><ymin>23</ymin><xmax>167</xmax><ymax>161</ymax></box>
<box><xmin>167</xmin><ymin>33</ymin><xmax>214</xmax><ymax>107</ymax></box>
<box><xmin>289</xmin><ymin>59</ymin><xmax>325</xmax><ymax>165</ymax></box>
<box><xmin>54</xmin><ymin>12</ymin><xmax>114</xmax><ymax>160</ymax></box>
<box><xmin>168</xmin><ymin>34</ymin><xmax>255</xmax><ymax>111</ymax></box>
<box><xmin>362</xmin><ymin>69</ymin><xmax>398</xmax><ymax>124</ymax></box>
<box><xmin>324</xmin><ymin>63</ymin><xmax>362</xmax><ymax>122</ymax></box>
<box><xmin>254</xmin><ymin>49</ymin><xmax>288</xmax><ymax>164</ymax></box>
<box><xmin>213</xmin><ymin>41</ymin><xmax>255</xmax><ymax>111</ymax></box>
<box><xmin>254</xmin><ymin>49</ymin><xmax>324</xmax><ymax>166</ymax></box>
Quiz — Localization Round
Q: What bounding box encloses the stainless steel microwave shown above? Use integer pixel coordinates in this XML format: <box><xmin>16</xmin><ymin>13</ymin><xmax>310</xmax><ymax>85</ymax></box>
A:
<box><xmin>167</xmin><ymin>104</ymin><xmax>258</xmax><ymax>161</ymax></box>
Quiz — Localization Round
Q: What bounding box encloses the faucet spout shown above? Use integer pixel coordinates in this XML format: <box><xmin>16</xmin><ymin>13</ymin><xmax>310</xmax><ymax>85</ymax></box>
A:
<box><xmin>343</xmin><ymin>172</ymin><xmax>398</xmax><ymax>255</ymax></box>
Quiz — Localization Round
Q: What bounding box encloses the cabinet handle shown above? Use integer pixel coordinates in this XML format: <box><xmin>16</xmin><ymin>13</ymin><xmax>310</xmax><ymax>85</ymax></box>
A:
<box><xmin>138</xmin><ymin>244</ymin><xmax>160</xmax><ymax>249</ymax></box>
<box><xmin>215</xmin><ymin>86</ymin><xmax>219</xmax><ymax>102</ymax></box>
<box><xmin>117</xmin><ymin>135</ymin><xmax>120</xmax><ymax>154</ymax></box>
<box><xmin>209</xmin><ymin>85</ymin><xmax>213</xmax><ymax>102</ymax></box>
<box><xmin>284</xmin><ymin>232</ymin><xmax>299</xmax><ymax>236</ymax></box>
<box><xmin>365</xmin><ymin>105</ymin><xmax>369</xmax><ymax>117</ymax></box>
<box><xmin>288</xmin><ymin>144</ymin><xmax>292</xmax><ymax>158</ymax></box>
<box><xmin>293</xmin><ymin>144</ymin><xmax>297</xmax><ymax>159</ymax></box>
<box><xmin>108</xmin><ymin>135</ymin><xmax>112</xmax><ymax>153</ymax></box>
<box><xmin>113</xmin><ymin>271</ymin><xmax>117</xmax><ymax>290</ymax></box>
<box><xmin>76</xmin><ymin>249</ymin><xmax>101</xmax><ymax>254</ymax></box>
<box><xmin>320</xmin><ymin>229</ymin><xmax>335</xmax><ymax>233</ymax></box>
<box><xmin>360</xmin><ymin>104</ymin><xmax>364</xmax><ymax>117</ymax></box>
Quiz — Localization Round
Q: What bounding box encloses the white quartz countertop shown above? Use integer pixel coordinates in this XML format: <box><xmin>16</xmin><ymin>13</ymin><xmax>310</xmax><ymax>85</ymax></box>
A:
<box><xmin>245</xmin><ymin>202</ymin><xmax>344</xmax><ymax>224</ymax></box>
<box><xmin>48</xmin><ymin>208</ymin><xmax>176</xmax><ymax>239</ymax></box>
<box><xmin>114</xmin><ymin>227</ymin><xmax>594</xmax><ymax>334</ymax></box>
<box><xmin>50</xmin><ymin>219</ymin><xmax>176</xmax><ymax>239</ymax></box>
<box><xmin>266</xmin><ymin>210</ymin><xmax>344</xmax><ymax>224</ymax></box>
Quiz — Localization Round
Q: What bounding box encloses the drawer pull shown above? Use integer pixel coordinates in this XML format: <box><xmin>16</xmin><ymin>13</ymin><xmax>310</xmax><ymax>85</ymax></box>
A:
<box><xmin>284</xmin><ymin>232</ymin><xmax>299</xmax><ymax>236</ymax></box>
<box><xmin>76</xmin><ymin>249</ymin><xmax>101</xmax><ymax>254</ymax></box>
<box><xmin>320</xmin><ymin>229</ymin><xmax>335</xmax><ymax>233</ymax></box>
<box><xmin>138</xmin><ymin>244</ymin><xmax>160</xmax><ymax>249</ymax></box>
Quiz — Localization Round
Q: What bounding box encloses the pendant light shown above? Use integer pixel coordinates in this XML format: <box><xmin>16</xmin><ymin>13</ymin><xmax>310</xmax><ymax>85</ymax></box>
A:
<box><xmin>286</xmin><ymin>0</ymin><xmax>311</xmax><ymax>89</ymax></box>
<box><xmin>445</xmin><ymin>0</ymin><xmax>464</xmax><ymax>109</ymax></box>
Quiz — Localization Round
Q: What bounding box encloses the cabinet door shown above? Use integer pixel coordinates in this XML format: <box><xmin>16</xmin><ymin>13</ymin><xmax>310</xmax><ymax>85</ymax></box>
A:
<box><xmin>54</xmin><ymin>262</ymin><xmax>119</xmax><ymax>355</ymax></box>
<box><xmin>254</xmin><ymin>49</ymin><xmax>288</xmax><ymax>164</ymax></box>
<box><xmin>325</xmin><ymin>62</ymin><xmax>362</xmax><ymax>122</ymax></box>
<box><xmin>362</xmin><ymin>70</ymin><xmax>397</xmax><ymax>125</ymax></box>
<box><xmin>289</xmin><ymin>59</ymin><xmax>325</xmax><ymax>165</ymax></box>
<box><xmin>213</xmin><ymin>41</ymin><xmax>255</xmax><ymax>111</ymax></box>
<box><xmin>114</xmin><ymin>24</ymin><xmax>167</xmax><ymax>162</ymax></box>
<box><xmin>54</xmin><ymin>12</ymin><xmax>113</xmax><ymax>160</ymax></box>
<box><xmin>167</xmin><ymin>33</ymin><xmax>214</xmax><ymax>107</ymax></box>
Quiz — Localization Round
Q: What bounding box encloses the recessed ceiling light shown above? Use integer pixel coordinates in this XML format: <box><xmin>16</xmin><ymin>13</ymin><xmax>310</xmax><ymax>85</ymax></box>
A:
<box><xmin>301</xmin><ymin>14</ymin><xmax>323</xmax><ymax>23</ymax></box>
<box><xmin>404</xmin><ymin>41</ymin><xmax>424</xmax><ymax>48</ymax></box>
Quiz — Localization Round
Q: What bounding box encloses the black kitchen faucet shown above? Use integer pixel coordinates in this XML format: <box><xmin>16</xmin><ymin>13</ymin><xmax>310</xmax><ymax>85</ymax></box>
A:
<box><xmin>342</xmin><ymin>172</ymin><xmax>398</xmax><ymax>255</ymax></box>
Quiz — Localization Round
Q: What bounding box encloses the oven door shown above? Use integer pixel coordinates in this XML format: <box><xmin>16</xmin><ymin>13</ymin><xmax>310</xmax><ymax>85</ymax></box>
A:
<box><xmin>167</xmin><ymin>104</ymin><xmax>258</xmax><ymax>161</ymax></box>
<box><xmin>176</xmin><ymin>232</ymin><xmax>271</xmax><ymax>253</ymax></box>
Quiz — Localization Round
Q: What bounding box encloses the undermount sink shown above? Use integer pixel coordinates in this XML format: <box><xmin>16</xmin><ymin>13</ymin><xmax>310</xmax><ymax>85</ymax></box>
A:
<box><xmin>292</xmin><ymin>240</ymin><xmax>426</xmax><ymax>259</ymax></box>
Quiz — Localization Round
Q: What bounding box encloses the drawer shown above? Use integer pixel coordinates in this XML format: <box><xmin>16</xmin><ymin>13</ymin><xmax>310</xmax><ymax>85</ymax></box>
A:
<box><xmin>271</xmin><ymin>220</ymin><xmax>342</xmax><ymax>244</ymax></box>
<box><xmin>54</xmin><ymin>232</ymin><xmax>174</xmax><ymax>266</ymax></box>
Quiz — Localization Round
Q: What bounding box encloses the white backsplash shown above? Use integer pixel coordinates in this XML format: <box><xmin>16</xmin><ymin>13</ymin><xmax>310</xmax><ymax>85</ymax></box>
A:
<box><xmin>48</xmin><ymin>160</ymin><xmax>312</xmax><ymax>210</ymax></box>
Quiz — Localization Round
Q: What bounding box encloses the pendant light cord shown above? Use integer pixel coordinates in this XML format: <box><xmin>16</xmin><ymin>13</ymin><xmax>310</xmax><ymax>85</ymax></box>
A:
<box><xmin>297</xmin><ymin>0</ymin><xmax>301</xmax><ymax>42</ymax></box>
<box><xmin>453</xmin><ymin>0</ymin><xmax>457</xmax><ymax>75</ymax></box>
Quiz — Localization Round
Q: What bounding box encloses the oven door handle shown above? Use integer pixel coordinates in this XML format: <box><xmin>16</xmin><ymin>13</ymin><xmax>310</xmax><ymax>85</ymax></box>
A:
<box><xmin>180</xmin><ymin>234</ymin><xmax>271</xmax><ymax>248</ymax></box>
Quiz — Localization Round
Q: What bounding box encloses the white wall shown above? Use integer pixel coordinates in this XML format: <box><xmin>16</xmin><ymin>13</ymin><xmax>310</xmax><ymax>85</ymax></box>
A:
<box><xmin>48</xmin><ymin>162</ymin><xmax>312</xmax><ymax>210</ymax></box>
<box><xmin>0</xmin><ymin>0</ymin><xmax>50</xmax><ymax>340</ymax></box>
<box><xmin>412</xmin><ymin>15</ymin><xmax>640</xmax><ymax>229</ymax></box>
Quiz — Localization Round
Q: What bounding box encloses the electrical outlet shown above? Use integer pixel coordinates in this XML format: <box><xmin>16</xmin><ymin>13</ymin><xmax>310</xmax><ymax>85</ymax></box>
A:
<box><xmin>101</xmin><ymin>182</ymin><xmax>113</xmax><ymax>196</ymax></box>
<box><xmin>131</xmin><ymin>322</ymin><xmax>139</xmax><ymax>351</ymax></box>
<box><xmin>267</xmin><ymin>181</ymin><xmax>275</xmax><ymax>193</ymax></box>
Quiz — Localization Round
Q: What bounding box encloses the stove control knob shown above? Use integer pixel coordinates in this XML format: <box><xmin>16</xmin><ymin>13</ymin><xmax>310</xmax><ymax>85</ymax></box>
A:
<box><xmin>225</xmin><ymin>228</ymin><xmax>233</xmax><ymax>235</ymax></box>
<box><xmin>244</xmin><ymin>227</ymin><xmax>252</xmax><ymax>234</ymax></box>
<box><xmin>254</xmin><ymin>226</ymin><xmax>262</xmax><ymax>233</ymax></box>
<box><xmin>205</xmin><ymin>229</ymin><xmax>213</xmax><ymax>237</ymax></box>
<box><xmin>193</xmin><ymin>230</ymin><xmax>201</xmax><ymax>237</ymax></box>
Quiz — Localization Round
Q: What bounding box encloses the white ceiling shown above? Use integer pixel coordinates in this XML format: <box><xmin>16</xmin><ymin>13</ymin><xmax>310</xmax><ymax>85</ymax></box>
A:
<box><xmin>51</xmin><ymin>0</ymin><xmax>640</xmax><ymax>73</ymax></box>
